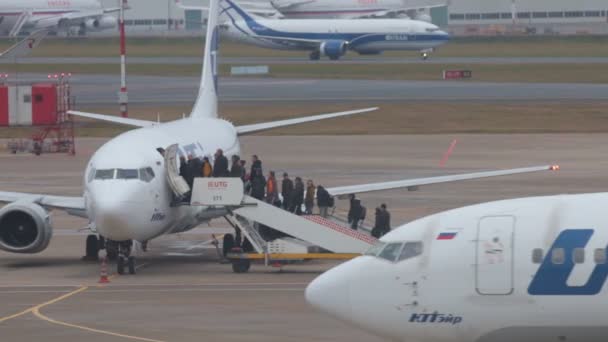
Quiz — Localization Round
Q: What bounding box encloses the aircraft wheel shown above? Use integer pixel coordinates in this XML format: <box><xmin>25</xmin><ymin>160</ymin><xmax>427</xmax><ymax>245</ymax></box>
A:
<box><xmin>128</xmin><ymin>257</ymin><xmax>136</xmax><ymax>275</ymax></box>
<box><xmin>232</xmin><ymin>259</ymin><xmax>251</xmax><ymax>273</ymax></box>
<box><xmin>223</xmin><ymin>234</ymin><xmax>235</xmax><ymax>257</ymax></box>
<box><xmin>329</xmin><ymin>55</ymin><xmax>340</xmax><ymax>61</ymax></box>
<box><xmin>117</xmin><ymin>257</ymin><xmax>125</xmax><ymax>275</ymax></box>
<box><xmin>106</xmin><ymin>240</ymin><xmax>119</xmax><ymax>261</ymax></box>
<box><xmin>83</xmin><ymin>235</ymin><xmax>100</xmax><ymax>261</ymax></box>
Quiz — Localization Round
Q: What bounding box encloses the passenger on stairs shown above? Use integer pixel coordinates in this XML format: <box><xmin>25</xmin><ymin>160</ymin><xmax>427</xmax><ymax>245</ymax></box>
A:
<box><xmin>179</xmin><ymin>156</ymin><xmax>193</xmax><ymax>188</ymax></box>
<box><xmin>266</xmin><ymin>171</ymin><xmax>279</xmax><ymax>205</ymax></box>
<box><xmin>230</xmin><ymin>155</ymin><xmax>243</xmax><ymax>178</ymax></box>
<box><xmin>202</xmin><ymin>157</ymin><xmax>213</xmax><ymax>177</ymax></box>
<box><xmin>213</xmin><ymin>149</ymin><xmax>229</xmax><ymax>177</ymax></box>
<box><xmin>251</xmin><ymin>155</ymin><xmax>263</xmax><ymax>177</ymax></box>
<box><xmin>305</xmin><ymin>179</ymin><xmax>316</xmax><ymax>214</ymax></box>
<box><xmin>251</xmin><ymin>169</ymin><xmax>267</xmax><ymax>200</ymax></box>
<box><xmin>316</xmin><ymin>185</ymin><xmax>331</xmax><ymax>218</ymax></box>
<box><xmin>348</xmin><ymin>194</ymin><xmax>364</xmax><ymax>230</ymax></box>
<box><xmin>281</xmin><ymin>172</ymin><xmax>294</xmax><ymax>211</ymax></box>
<box><xmin>292</xmin><ymin>177</ymin><xmax>305</xmax><ymax>215</ymax></box>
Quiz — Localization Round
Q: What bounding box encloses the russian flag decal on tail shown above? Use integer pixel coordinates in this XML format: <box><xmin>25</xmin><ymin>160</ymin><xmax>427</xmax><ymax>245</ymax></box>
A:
<box><xmin>437</xmin><ymin>232</ymin><xmax>458</xmax><ymax>240</ymax></box>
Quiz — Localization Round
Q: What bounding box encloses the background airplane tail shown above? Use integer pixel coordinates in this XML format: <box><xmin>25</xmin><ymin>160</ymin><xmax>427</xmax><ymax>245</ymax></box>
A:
<box><xmin>190</xmin><ymin>0</ymin><xmax>220</xmax><ymax>119</ymax></box>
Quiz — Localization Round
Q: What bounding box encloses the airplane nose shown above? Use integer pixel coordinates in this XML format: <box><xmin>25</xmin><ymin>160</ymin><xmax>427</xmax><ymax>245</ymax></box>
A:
<box><xmin>94</xmin><ymin>198</ymin><xmax>140</xmax><ymax>241</ymax></box>
<box><xmin>306</xmin><ymin>263</ymin><xmax>352</xmax><ymax>319</ymax></box>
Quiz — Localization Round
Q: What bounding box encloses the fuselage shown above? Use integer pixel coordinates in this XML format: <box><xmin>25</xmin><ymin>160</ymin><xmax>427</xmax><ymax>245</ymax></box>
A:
<box><xmin>275</xmin><ymin>0</ymin><xmax>413</xmax><ymax>19</ymax></box>
<box><xmin>0</xmin><ymin>0</ymin><xmax>106</xmax><ymax>35</ymax></box>
<box><xmin>222</xmin><ymin>17</ymin><xmax>449</xmax><ymax>52</ymax></box>
<box><xmin>84</xmin><ymin>117</ymin><xmax>241</xmax><ymax>242</ymax></box>
<box><xmin>307</xmin><ymin>193</ymin><xmax>608</xmax><ymax>342</ymax></box>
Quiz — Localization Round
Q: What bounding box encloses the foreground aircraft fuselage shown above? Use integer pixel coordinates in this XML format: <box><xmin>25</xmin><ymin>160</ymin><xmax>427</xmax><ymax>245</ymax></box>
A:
<box><xmin>307</xmin><ymin>193</ymin><xmax>608</xmax><ymax>342</ymax></box>
<box><xmin>84</xmin><ymin>118</ymin><xmax>240</xmax><ymax>242</ymax></box>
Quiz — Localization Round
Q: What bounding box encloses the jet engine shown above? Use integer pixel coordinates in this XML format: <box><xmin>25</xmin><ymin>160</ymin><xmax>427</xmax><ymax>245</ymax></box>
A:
<box><xmin>0</xmin><ymin>202</ymin><xmax>52</xmax><ymax>254</ymax></box>
<box><xmin>320</xmin><ymin>40</ymin><xmax>348</xmax><ymax>60</ymax></box>
<box><xmin>85</xmin><ymin>16</ymin><xmax>118</xmax><ymax>31</ymax></box>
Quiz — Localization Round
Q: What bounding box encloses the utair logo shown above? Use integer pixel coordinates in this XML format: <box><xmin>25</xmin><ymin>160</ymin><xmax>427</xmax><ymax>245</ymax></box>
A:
<box><xmin>409</xmin><ymin>312</ymin><xmax>463</xmax><ymax>325</ymax></box>
<box><xmin>528</xmin><ymin>229</ymin><xmax>608</xmax><ymax>296</ymax></box>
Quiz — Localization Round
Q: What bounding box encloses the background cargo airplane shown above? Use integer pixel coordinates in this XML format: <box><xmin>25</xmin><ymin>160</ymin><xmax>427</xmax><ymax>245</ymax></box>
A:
<box><xmin>269</xmin><ymin>0</ymin><xmax>446</xmax><ymax>20</ymax></box>
<box><xmin>179</xmin><ymin>0</ymin><xmax>449</xmax><ymax>60</ymax></box>
<box><xmin>0</xmin><ymin>0</ymin><xmax>120</xmax><ymax>38</ymax></box>
<box><xmin>303</xmin><ymin>189</ymin><xmax>608</xmax><ymax>342</ymax></box>
<box><xmin>0</xmin><ymin>0</ymin><xmax>552</xmax><ymax>275</ymax></box>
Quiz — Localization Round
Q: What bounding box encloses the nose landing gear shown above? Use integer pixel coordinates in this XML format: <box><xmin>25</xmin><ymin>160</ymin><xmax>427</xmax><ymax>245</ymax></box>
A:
<box><xmin>115</xmin><ymin>240</ymin><xmax>136</xmax><ymax>275</ymax></box>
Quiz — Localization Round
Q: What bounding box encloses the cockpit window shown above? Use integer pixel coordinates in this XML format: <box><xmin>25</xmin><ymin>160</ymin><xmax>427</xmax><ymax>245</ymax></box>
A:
<box><xmin>94</xmin><ymin>169</ymin><xmax>115</xmax><ymax>180</ymax></box>
<box><xmin>398</xmin><ymin>242</ymin><xmax>423</xmax><ymax>261</ymax></box>
<box><xmin>378</xmin><ymin>243</ymin><xmax>404</xmax><ymax>262</ymax></box>
<box><xmin>364</xmin><ymin>242</ymin><xmax>386</xmax><ymax>257</ymax></box>
<box><xmin>139</xmin><ymin>167</ymin><xmax>155</xmax><ymax>182</ymax></box>
<box><xmin>87</xmin><ymin>168</ymin><xmax>96</xmax><ymax>183</ymax></box>
<box><xmin>117</xmin><ymin>169</ymin><xmax>139</xmax><ymax>180</ymax></box>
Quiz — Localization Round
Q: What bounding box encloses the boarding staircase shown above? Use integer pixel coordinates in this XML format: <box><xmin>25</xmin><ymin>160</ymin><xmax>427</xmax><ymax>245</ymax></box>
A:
<box><xmin>9</xmin><ymin>11</ymin><xmax>32</xmax><ymax>38</ymax></box>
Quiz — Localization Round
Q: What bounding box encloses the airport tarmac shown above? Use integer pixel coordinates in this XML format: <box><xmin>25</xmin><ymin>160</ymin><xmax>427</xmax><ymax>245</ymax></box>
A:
<box><xmin>4</xmin><ymin>56</ymin><xmax>608</xmax><ymax>65</ymax></box>
<box><xmin>5</xmin><ymin>73</ymin><xmax>608</xmax><ymax>105</ymax></box>
<box><xmin>2</xmin><ymin>134</ymin><xmax>608</xmax><ymax>341</ymax></box>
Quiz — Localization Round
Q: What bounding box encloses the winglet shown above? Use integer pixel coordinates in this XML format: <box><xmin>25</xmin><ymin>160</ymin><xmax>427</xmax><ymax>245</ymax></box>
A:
<box><xmin>190</xmin><ymin>0</ymin><xmax>220</xmax><ymax>119</ymax></box>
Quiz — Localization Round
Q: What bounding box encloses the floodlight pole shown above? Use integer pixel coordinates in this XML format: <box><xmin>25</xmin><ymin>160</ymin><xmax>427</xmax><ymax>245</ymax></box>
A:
<box><xmin>119</xmin><ymin>0</ymin><xmax>129</xmax><ymax>118</ymax></box>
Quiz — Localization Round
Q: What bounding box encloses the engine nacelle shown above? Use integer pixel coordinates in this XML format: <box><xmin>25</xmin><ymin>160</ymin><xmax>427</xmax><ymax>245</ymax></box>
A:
<box><xmin>415</xmin><ymin>13</ymin><xmax>432</xmax><ymax>23</ymax></box>
<box><xmin>85</xmin><ymin>16</ymin><xmax>117</xmax><ymax>31</ymax></box>
<box><xmin>320</xmin><ymin>40</ymin><xmax>348</xmax><ymax>60</ymax></box>
<box><xmin>0</xmin><ymin>202</ymin><xmax>52</xmax><ymax>254</ymax></box>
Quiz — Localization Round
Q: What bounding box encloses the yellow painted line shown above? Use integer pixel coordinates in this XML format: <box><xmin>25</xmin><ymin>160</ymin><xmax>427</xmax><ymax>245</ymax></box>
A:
<box><xmin>0</xmin><ymin>286</ymin><xmax>87</xmax><ymax>324</ymax></box>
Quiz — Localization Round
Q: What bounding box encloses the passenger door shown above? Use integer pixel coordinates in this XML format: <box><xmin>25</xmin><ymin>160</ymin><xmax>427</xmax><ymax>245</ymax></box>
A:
<box><xmin>164</xmin><ymin>144</ymin><xmax>190</xmax><ymax>198</ymax></box>
<box><xmin>475</xmin><ymin>216</ymin><xmax>515</xmax><ymax>295</ymax></box>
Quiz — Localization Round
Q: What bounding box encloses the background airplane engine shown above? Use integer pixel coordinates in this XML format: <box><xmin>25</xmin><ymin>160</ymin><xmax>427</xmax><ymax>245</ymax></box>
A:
<box><xmin>0</xmin><ymin>202</ymin><xmax>52</xmax><ymax>254</ymax></box>
<box><xmin>84</xmin><ymin>16</ymin><xmax>117</xmax><ymax>31</ymax></box>
<box><xmin>320</xmin><ymin>40</ymin><xmax>348</xmax><ymax>60</ymax></box>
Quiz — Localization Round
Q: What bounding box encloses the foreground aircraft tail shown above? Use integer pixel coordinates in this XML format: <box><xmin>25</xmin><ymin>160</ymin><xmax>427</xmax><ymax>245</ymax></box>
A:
<box><xmin>190</xmin><ymin>0</ymin><xmax>220</xmax><ymax>119</ymax></box>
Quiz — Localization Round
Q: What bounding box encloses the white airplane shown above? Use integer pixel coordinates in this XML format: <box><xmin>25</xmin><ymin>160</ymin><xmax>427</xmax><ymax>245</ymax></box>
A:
<box><xmin>220</xmin><ymin>0</ymin><xmax>449</xmax><ymax>60</ymax></box>
<box><xmin>0</xmin><ymin>0</ymin><xmax>120</xmax><ymax>38</ymax></box>
<box><xmin>0</xmin><ymin>0</ymin><xmax>552</xmax><ymax>276</ymax></box>
<box><xmin>304</xmin><ymin>190</ymin><xmax>608</xmax><ymax>342</ymax></box>
<box><xmin>270</xmin><ymin>0</ymin><xmax>446</xmax><ymax>20</ymax></box>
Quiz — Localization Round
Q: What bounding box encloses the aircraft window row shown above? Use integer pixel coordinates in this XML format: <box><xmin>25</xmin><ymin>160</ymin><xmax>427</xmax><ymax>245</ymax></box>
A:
<box><xmin>364</xmin><ymin>241</ymin><xmax>423</xmax><ymax>262</ymax></box>
<box><xmin>93</xmin><ymin>168</ymin><xmax>155</xmax><ymax>182</ymax></box>
<box><xmin>532</xmin><ymin>248</ymin><xmax>608</xmax><ymax>264</ymax></box>
<box><xmin>449</xmin><ymin>10</ymin><xmax>607</xmax><ymax>21</ymax></box>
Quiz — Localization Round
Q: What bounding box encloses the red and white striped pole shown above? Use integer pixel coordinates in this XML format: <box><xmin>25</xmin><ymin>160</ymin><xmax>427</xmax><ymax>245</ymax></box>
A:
<box><xmin>119</xmin><ymin>0</ymin><xmax>129</xmax><ymax>118</ymax></box>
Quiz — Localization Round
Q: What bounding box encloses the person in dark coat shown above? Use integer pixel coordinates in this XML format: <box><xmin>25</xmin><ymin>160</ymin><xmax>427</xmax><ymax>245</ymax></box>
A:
<box><xmin>230</xmin><ymin>155</ymin><xmax>242</xmax><ymax>178</ymax></box>
<box><xmin>291</xmin><ymin>177</ymin><xmax>305</xmax><ymax>215</ymax></box>
<box><xmin>379</xmin><ymin>203</ymin><xmax>391</xmax><ymax>236</ymax></box>
<box><xmin>250</xmin><ymin>169</ymin><xmax>267</xmax><ymax>200</ymax></box>
<box><xmin>189</xmin><ymin>156</ymin><xmax>203</xmax><ymax>179</ymax></box>
<box><xmin>348</xmin><ymin>194</ymin><xmax>363</xmax><ymax>230</ymax></box>
<box><xmin>250</xmin><ymin>155</ymin><xmax>263</xmax><ymax>178</ymax></box>
<box><xmin>281</xmin><ymin>172</ymin><xmax>294</xmax><ymax>211</ymax></box>
<box><xmin>316</xmin><ymin>185</ymin><xmax>331</xmax><ymax>218</ymax></box>
<box><xmin>371</xmin><ymin>208</ymin><xmax>384</xmax><ymax>238</ymax></box>
<box><xmin>213</xmin><ymin>149</ymin><xmax>229</xmax><ymax>177</ymax></box>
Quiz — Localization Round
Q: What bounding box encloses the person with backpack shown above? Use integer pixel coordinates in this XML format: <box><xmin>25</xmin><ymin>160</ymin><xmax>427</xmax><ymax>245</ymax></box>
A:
<box><xmin>316</xmin><ymin>185</ymin><xmax>332</xmax><ymax>218</ymax></box>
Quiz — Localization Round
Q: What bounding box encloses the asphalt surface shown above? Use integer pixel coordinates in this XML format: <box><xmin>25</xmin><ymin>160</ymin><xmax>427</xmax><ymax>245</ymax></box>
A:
<box><xmin>2</xmin><ymin>134</ymin><xmax>608</xmax><ymax>341</ymax></box>
<box><xmin>5</xmin><ymin>73</ymin><xmax>608</xmax><ymax>105</ymax></box>
<box><xmin>3</xmin><ymin>56</ymin><xmax>608</xmax><ymax>65</ymax></box>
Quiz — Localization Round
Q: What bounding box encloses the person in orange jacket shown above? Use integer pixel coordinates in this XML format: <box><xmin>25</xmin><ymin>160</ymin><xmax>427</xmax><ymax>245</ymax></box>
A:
<box><xmin>202</xmin><ymin>157</ymin><xmax>213</xmax><ymax>177</ymax></box>
<box><xmin>266</xmin><ymin>171</ymin><xmax>278</xmax><ymax>205</ymax></box>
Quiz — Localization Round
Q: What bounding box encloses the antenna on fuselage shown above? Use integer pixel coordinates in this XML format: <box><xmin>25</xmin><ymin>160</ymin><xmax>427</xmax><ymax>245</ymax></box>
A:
<box><xmin>190</xmin><ymin>0</ymin><xmax>220</xmax><ymax>120</ymax></box>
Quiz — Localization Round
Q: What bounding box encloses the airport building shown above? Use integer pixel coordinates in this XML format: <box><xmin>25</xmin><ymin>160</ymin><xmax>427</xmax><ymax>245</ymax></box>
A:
<box><xmin>99</xmin><ymin>0</ymin><xmax>608</xmax><ymax>35</ymax></box>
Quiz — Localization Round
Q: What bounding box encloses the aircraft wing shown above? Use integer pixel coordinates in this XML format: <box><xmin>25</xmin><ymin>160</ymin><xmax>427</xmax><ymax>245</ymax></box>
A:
<box><xmin>0</xmin><ymin>30</ymin><xmax>49</xmax><ymax>59</ymax></box>
<box><xmin>0</xmin><ymin>191</ymin><xmax>86</xmax><ymax>217</ymax></box>
<box><xmin>354</xmin><ymin>4</ymin><xmax>446</xmax><ymax>18</ymax></box>
<box><xmin>175</xmin><ymin>1</ymin><xmax>278</xmax><ymax>15</ymax></box>
<box><xmin>68</xmin><ymin>111</ymin><xmax>157</xmax><ymax>128</ymax></box>
<box><xmin>236</xmin><ymin>107</ymin><xmax>378</xmax><ymax>135</ymax></box>
<box><xmin>326</xmin><ymin>165</ymin><xmax>559</xmax><ymax>198</ymax></box>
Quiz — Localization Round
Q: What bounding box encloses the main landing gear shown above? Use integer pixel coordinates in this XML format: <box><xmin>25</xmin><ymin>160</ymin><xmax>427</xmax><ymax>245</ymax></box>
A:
<box><xmin>309</xmin><ymin>50</ymin><xmax>321</xmax><ymax>61</ymax></box>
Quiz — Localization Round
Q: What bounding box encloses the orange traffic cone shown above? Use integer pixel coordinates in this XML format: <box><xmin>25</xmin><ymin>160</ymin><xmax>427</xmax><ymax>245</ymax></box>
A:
<box><xmin>98</xmin><ymin>257</ymin><xmax>110</xmax><ymax>284</ymax></box>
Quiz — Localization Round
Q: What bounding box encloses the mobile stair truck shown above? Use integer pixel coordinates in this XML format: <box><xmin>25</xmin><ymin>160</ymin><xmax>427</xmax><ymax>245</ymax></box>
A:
<box><xmin>190</xmin><ymin>177</ymin><xmax>376</xmax><ymax>273</ymax></box>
